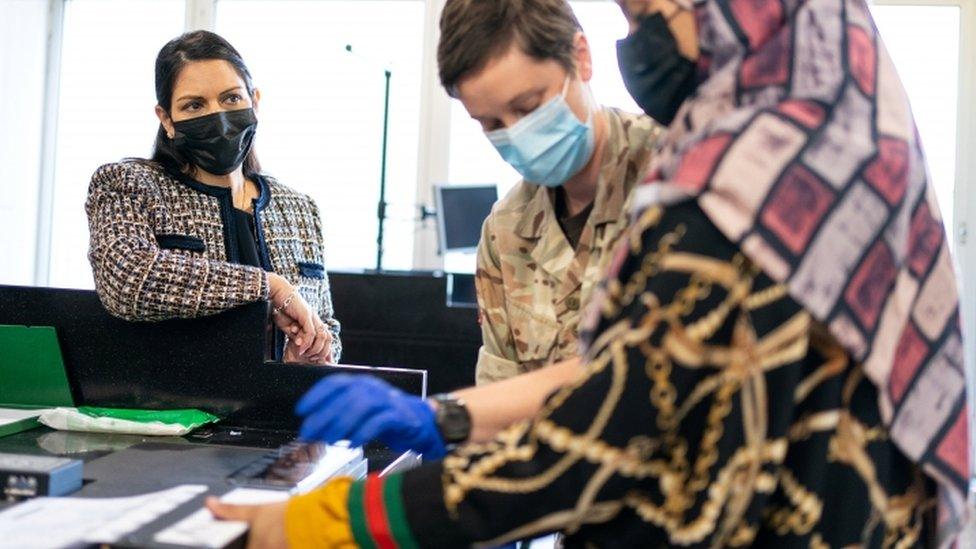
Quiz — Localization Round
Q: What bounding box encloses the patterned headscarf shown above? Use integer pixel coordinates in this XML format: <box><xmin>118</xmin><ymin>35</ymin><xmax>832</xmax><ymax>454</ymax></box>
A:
<box><xmin>629</xmin><ymin>0</ymin><xmax>971</xmax><ymax>543</ymax></box>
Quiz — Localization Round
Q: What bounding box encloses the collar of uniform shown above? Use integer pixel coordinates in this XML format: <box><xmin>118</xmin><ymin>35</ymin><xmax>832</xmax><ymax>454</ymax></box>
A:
<box><xmin>512</xmin><ymin>108</ymin><xmax>641</xmax><ymax>239</ymax></box>
<box><xmin>513</xmin><ymin>185</ymin><xmax>554</xmax><ymax>240</ymax></box>
<box><xmin>590</xmin><ymin>108</ymin><xmax>644</xmax><ymax>226</ymax></box>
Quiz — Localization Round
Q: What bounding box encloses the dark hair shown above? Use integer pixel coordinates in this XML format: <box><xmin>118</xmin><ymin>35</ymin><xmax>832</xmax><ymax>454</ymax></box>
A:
<box><xmin>149</xmin><ymin>30</ymin><xmax>262</xmax><ymax>178</ymax></box>
<box><xmin>437</xmin><ymin>0</ymin><xmax>581</xmax><ymax>97</ymax></box>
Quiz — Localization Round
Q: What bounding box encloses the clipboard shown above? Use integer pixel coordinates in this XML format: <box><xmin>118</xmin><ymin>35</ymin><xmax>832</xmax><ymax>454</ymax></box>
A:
<box><xmin>0</xmin><ymin>325</ymin><xmax>75</xmax><ymax>408</ymax></box>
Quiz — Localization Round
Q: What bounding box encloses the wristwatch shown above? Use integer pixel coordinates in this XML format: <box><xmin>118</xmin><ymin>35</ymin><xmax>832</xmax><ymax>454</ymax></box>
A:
<box><xmin>431</xmin><ymin>393</ymin><xmax>472</xmax><ymax>446</ymax></box>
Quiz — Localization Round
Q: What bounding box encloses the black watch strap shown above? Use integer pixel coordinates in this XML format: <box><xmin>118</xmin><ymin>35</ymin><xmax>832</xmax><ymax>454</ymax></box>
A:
<box><xmin>432</xmin><ymin>393</ymin><xmax>472</xmax><ymax>445</ymax></box>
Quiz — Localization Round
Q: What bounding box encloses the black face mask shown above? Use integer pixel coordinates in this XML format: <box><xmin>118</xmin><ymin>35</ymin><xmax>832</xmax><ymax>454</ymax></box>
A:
<box><xmin>616</xmin><ymin>13</ymin><xmax>697</xmax><ymax>126</ymax></box>
<box><xmin>172</xmin><ymin>108</ymin><xmax>258</xmax><ymax>175</ymax></box>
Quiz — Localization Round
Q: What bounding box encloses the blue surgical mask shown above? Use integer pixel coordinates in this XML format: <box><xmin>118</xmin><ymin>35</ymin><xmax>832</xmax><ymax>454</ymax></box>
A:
<box><xmin>486</xmin><ymin>78</ymin><xmax>596</xmax><ymax>188</ymax></box>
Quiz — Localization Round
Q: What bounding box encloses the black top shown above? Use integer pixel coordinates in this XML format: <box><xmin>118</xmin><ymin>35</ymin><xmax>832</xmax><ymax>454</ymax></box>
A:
<box><xmin>554</xmin><ymin>189</ymin><xmax>594</xmax><ymax>250</ymax></box>
<box><xmin>230</xmin><ymin>208</ymin><xmax>262</xmax><ymax>268</ymax></box>
<box><xmin>229</xmin><ymin>206</ymin><xmax>278</xmax><ymax>359</ymax></box>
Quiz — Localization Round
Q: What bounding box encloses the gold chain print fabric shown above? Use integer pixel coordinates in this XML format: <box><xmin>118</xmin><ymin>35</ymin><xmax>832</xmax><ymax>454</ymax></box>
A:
<box><xmin>402</xmin><ymin>201</ymin><xmax>934</xmax><ymax>548</ymax></box>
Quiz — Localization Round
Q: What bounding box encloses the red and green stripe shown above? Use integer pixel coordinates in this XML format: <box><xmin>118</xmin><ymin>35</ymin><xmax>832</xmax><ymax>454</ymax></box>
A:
<box><xmin>348</xmin><ymin>479</ymin><xmax>375</xmax><ymax>549</ymax></box>
<box><xmin>348</xmin><ymin>474</ymin><xmax>420</xmax><ymax>549</ymax></box>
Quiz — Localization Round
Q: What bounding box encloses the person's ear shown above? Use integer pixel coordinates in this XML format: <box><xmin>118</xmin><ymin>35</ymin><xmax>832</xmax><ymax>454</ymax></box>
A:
<box><xmin>251</xmin><ymin>88</ymin><xmax>261</xmax><ymax>115</ymax></box>
<box><xmin>155</xmin><ymin>105</ymin><xmax>175</xmax><ymax>139</ymax></box>
<box><xmin>573</xmin><ymin>32</ymin><xmax>594</xmax><ymax>82</ymax></box>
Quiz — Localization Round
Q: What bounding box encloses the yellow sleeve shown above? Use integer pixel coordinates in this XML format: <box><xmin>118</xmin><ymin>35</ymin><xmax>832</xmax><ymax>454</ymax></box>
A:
<box><xmin>285</xmin><ymin>478</ymin><xmax>356</xmax><ymax>548</ymax></box>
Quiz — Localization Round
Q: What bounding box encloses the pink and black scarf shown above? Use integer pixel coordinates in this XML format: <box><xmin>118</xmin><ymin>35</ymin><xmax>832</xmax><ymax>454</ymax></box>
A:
<box><xmin>631</xmin><ymin>0</ymin><xmax>971</xmax><ymax>543</ymax></box>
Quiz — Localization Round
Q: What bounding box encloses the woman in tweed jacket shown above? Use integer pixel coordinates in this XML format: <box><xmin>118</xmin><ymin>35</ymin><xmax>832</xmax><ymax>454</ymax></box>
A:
<box><xmin>86</xmin><ymin>31</ymin><xmax>340</xmax><ymax>364</ymax></box>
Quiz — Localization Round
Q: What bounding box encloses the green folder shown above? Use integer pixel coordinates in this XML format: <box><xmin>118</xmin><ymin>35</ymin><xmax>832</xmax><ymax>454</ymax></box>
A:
<box><xmin>0</xmin><ymin>325</ymin><xmax>75</xmax><ymax>436</ymax></box>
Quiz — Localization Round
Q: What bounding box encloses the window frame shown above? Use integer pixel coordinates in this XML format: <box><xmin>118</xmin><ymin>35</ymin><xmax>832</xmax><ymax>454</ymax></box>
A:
<box><xmin>31</xmin><ymin>0</ymin><xmax>65</xmax><ymax>289</ymax></box>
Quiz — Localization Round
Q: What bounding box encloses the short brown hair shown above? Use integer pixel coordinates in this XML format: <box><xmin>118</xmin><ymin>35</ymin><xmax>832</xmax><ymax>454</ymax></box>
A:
<box><xmin>437</xmin><ymin>0</ymin><xmax>582</xmax><ymax>97</ymax></box>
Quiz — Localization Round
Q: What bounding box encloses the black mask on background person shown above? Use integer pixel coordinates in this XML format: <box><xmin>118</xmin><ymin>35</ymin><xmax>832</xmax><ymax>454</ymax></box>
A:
<box><xmin>172</xmin><ymin>108</ymin><xmax>258</xmax><ymax>175</ymax></box>
<box><xmin>616</xmin><ymin>13</ymin><xmax>697</xmax><ymax>126</ymax></box>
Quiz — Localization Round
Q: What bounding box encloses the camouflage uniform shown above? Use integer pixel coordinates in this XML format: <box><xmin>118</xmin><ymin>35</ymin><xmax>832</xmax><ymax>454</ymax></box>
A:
<box><xmin>474</xmin><ymin>107</ymin><xmax>663</xmax><ymax>384</ymax></box>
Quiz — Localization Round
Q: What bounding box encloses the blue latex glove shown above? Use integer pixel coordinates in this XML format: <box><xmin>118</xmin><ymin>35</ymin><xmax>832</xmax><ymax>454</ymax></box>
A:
<box><xmin>295</xmin><ymin>374</ymin><xmax>447</xmax><ymax>459</ymax></box>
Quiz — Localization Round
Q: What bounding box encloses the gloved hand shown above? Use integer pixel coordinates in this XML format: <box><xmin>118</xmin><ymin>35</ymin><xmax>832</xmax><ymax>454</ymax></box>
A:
<box><xmin>295</xmin><ymin>374</ymin><xmax>447</xmax><ymax>459</ymax></box>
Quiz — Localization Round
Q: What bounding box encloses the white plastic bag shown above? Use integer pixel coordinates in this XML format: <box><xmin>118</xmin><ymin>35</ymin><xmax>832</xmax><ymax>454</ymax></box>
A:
<box><xmin>38</xmin><ymin>407</ymin><xmax>214</xmax><ymax>436</ymax></box>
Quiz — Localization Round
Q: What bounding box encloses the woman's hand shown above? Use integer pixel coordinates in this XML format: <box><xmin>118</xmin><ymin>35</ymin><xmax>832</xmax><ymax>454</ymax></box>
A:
<box><xmin>268</xmin><ymin>273</ymin><xmax>332</xmax><ymax>363</ymax></box>
<box><xmin>206</xmin><ymin>498</ymin><xmax>287</xmax><ymax>549</ymax></box>
<box><xmin>284</xmin><ymin>321</ymin><xmax>333</xmax><ymax>365</ymax></box>
<box><xmin>306</xmin><ymin>321</ymin><xmax>334</xmax><ymax>364</ymax></box>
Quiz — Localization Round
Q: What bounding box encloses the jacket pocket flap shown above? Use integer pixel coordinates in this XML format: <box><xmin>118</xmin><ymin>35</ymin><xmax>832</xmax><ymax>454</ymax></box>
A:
<box><xmin>156</xmin><ymin>234</ymin><xmax>206</xmax><ymax>252</ymax></box>
<box><xmin>297</xmin><ymin>262</ymin><xmax>326</xmax><ymax>279</ymax></box>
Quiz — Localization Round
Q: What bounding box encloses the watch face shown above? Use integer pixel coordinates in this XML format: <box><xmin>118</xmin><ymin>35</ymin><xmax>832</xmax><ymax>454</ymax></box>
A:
<box><xmin>437</xmin><ymin>398</ymin><xmax>471</xmax><ymax>444</ymax></box>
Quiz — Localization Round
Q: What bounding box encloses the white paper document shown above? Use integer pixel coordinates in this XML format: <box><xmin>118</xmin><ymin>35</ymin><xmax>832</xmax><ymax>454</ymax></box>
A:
<box><xmin>219</xmin><ymin>487</ymin><xmax>292</xmax><ymax>505</ymax></box>
<box><xmin>153</xmin><ymin>488</ymin><xmax>290</xmax><ymax>548</ymax></box>
<box><xmin>0</xmin><ymin>484</ymin><xmax>207</xmax><ymax>549</ymax></box>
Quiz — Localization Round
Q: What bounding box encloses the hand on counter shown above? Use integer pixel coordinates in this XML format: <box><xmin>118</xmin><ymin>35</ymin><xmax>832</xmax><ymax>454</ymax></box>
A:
<box><xmin>284</xmin><ymin>322</ymin><xmax>333</xmax><ymax>365</ymax></box>
<box><xmin>206</xmin><ymin>498</ymin><xmax>287</xmax><ymax>549</ymax></box>
<box><xmin>269</xmin><ymin>273</ymin><xmax>333</xmax><ymax>364</ymax></box>
<box><xmin>295</xmin><ymin>374</ymin><xmax>447</xmax><ymax>459</ymax></box>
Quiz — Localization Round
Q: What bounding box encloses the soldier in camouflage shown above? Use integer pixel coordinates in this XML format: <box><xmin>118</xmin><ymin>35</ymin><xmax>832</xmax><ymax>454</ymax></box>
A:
<box><xmin>434</xmin><ymin>0</ymin><xmax>665</xmax><ymax>385</ymax></box>
<box><xmin>439</xmin><ymin>0</ymin><xmax>666</xmax><ymax>385</ymax></box>
<box><xmin>475</xmin><ymin>109</ymin><xmax>662</xmax><ymax>383</ymax></box>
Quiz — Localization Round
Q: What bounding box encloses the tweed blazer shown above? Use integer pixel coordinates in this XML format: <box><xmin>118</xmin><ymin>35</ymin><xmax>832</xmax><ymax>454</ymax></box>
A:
<box><xmin>86</xmin><ymin>160</ymin><xmax>341</xmax><ymax>360</ymax></box>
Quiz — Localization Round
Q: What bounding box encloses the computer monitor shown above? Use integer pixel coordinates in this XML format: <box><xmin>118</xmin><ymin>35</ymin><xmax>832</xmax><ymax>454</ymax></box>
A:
<box><xmin>434</xmin><ymin>184</ymin><xmax>498</xmax><ymax>253</ymax></box>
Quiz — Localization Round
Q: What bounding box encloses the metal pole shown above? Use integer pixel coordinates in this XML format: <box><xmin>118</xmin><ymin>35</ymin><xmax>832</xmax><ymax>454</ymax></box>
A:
<box><xmin>376</xmin><ymin>69</ymin><xmax>392</xmax><ymax>272</ymax></box>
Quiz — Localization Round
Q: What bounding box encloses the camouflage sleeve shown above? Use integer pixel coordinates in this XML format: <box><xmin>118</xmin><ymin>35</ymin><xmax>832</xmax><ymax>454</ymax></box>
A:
<box><xmin>474</xmin><ymin>213</ymin><xmax>523</xmax><ymax>385</ymax></box>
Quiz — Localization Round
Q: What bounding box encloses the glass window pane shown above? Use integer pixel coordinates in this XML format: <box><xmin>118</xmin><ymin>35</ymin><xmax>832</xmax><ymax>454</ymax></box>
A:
<box><xmin>447</xmin><ymin>2</ymin><xmax>637</xmax><ymax>198</ymax></box>
<box><xmin>570</xmin><ymin>2</ymin><xmax>639</xmax><ymax>114</ymax></box>
<box><xmin>0</xmin><ymin>0</ymin><xmax>48</xmax><ymax>285</ymax></box>
<box><xmin>49</xmin><ymin>0</ymin><xmax>185</xmax><ymax>289</ymax></box>
<box><xmin>216</xmin><ymin>0</ymin><xmax>425</xmax><ymax>271</ymax></box>
<box><xmin>871</xmin><ymin>5</ymin><xmax>960</xmax><ymax>246</ymax></box>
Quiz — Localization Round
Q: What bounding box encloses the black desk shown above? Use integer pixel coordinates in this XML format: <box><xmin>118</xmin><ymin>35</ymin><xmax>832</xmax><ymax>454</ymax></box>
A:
<box><xmin>0</xmin><ymin>426</ymin><xmax>412</xmax><ymax>547</ymax></box>
<box><xmin>0</xmin><ymin>285</ymin><xmax>428</xmax><ymax>547</ymax></box>
<box><xmin>0</xmin><ymin>426</ymin><xmax>406</xmax><ymax>483</ymax></box>
<box><xmin>0</xmin><ymin>427</ymin><xmax>264</xmax><ymax>499</ymax></box>
<box><xmin>0</xmin><ymin>285</ymin><xmax>427</xmax><ymax>424</ymax></box>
